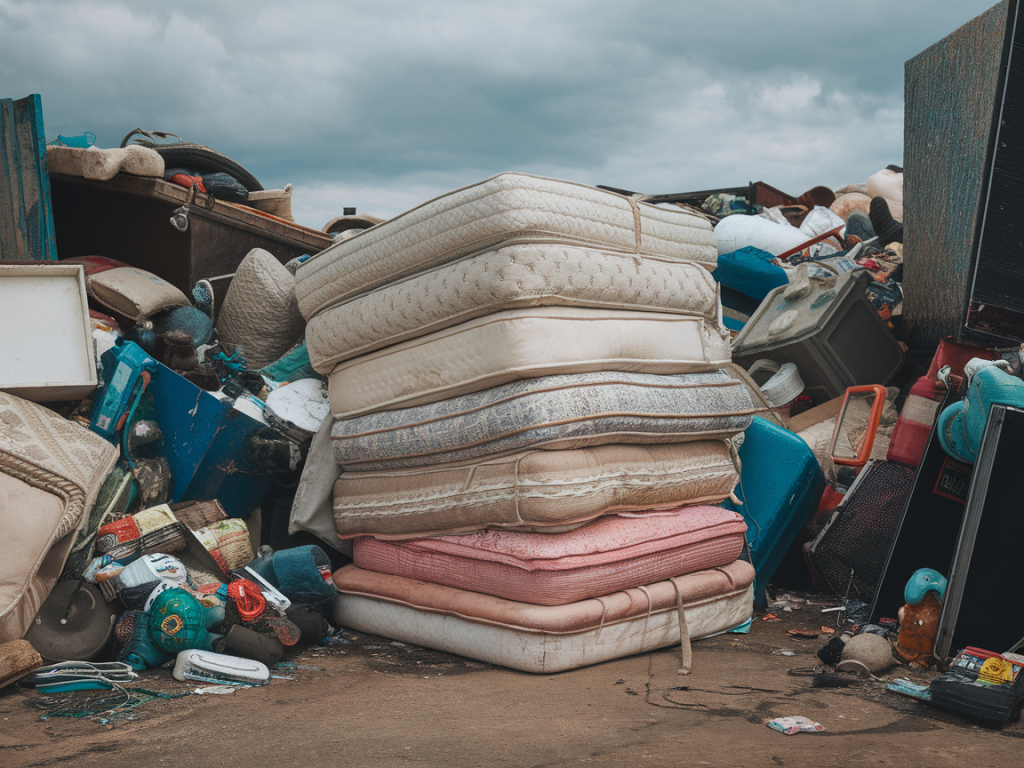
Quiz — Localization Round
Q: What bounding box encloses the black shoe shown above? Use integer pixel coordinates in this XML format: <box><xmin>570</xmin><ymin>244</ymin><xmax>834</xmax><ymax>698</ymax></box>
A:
<box><xmin>869</xmin><ymin>196</ymin><xmax>903</xmax><ymax>245</ymax></box>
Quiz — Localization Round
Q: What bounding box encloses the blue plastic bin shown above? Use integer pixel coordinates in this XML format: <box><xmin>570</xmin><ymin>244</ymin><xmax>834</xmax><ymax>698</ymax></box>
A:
<box><xmin>728</xmin><ymin>416</ymin><xmax>825</xmax><ymax>606</ymax></box>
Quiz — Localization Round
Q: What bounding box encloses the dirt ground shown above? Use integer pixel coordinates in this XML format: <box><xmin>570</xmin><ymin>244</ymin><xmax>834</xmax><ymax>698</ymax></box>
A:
<box><xmin>1</xmin><ymin>601</ymin><xmax>1019</xmax><ymax>768</ymax></box>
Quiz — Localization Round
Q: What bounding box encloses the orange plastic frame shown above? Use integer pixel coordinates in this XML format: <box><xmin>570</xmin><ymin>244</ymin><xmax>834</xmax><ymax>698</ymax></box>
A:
<box><xmin>827</xmin><ymin>384</ymin><xmax>888</xmax><ymax>467</ymax></box>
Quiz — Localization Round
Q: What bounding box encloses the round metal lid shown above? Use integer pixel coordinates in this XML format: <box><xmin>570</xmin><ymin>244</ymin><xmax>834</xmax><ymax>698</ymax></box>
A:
<box><xmin>23</xmin><ymin>582</ymin><xmax>118</xmax><ymax>664</ymax></box>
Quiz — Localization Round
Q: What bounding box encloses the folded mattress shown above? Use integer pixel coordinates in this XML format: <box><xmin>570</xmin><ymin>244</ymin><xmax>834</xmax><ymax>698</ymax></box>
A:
<box><xmin>306</xmin><ymin>243</ymin><xmax>722</xmax><ymax>372</ymax></box>
<box><xmin>295</xmin><ymin>172</ymin><xmax>718</xmax><ymax>319</ymax></box>
<box><xmin>332</xmin><ymin>369</ymin><xmax>758</xmax><ymax>471</ymax></box>
<box><xmin>334</xmin><ymin>441</ymin><xmax>739</xmax><ymax>539</ymax></box>
<box><xmin>332</xmin><ymin>559</ymin><xmax>754</xmax><ymax>673</ymax></box>
<box><xmin>0</xmin><ymin>392</ymin><xmax>119</xmax><ymax>643</ymax></box>
<box><xmin>352</xmin><ymin>506</ymin><xmax>747</xmax><ymax>605</ymax></box>
<box><xmin>328</xmin><ymin>306</ymin><xmax>731</xmax><ymax>418</ymax></box>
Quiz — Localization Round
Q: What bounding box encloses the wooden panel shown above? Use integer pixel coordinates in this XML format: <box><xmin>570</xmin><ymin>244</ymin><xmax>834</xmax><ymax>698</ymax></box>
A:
<box><xmin>902</xmin><ymin>1</ymin><xmax>1008</xmax><ymax>343</ymax></box>
<box><xmin>48</xmin><ymin>174</ymin><xmax>332</xmax><ymax>297</ymax></box>
<box><xmin>49</xmin><ymin>175</ymin><xmax>193</xmax><ymax>290</ymax></box>
<box><xmin>0</xmin><ymin>94</ymin><xmax>58</xmax><ymax>261</ymax></box>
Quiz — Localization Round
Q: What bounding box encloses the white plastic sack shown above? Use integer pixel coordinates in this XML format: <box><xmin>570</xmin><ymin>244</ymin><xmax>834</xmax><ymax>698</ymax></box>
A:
<box><xmin>799</xmin><ymin>206</ymin><xmax>846</xmax><ymax>238</ymax></box>
<box><xmin>866</xmin><ymin>169</ymin><xmax>903</xmax><ymax>205</ymax></box>
<box><xmin>713</xmin><ymin>214</ymin><xmax>807</xmax><ymax>257</ymax></box>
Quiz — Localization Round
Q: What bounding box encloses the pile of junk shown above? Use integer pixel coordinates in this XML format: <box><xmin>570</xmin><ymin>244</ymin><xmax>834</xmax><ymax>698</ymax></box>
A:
<box><xmin>4</xmin><ymin>7</ymin><xmax>1024</xmax><ymax>728</ymax></box>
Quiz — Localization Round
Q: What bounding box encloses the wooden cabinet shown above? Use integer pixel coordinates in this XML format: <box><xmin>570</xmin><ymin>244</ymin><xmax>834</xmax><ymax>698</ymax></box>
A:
<box><xmin>48</xmin><ymin>173</ymin><xmax>332</xmax><ymax>302</ymax></box>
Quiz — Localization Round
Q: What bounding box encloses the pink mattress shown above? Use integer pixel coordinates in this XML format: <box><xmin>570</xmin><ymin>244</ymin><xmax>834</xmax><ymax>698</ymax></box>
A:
<box><xmin>352</xmin><ymin>506</ymin><xmax>747</xmax><ymax>605</ymax></box>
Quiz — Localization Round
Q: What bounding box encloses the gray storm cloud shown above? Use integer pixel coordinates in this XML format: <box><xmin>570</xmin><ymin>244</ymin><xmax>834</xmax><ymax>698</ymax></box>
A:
<box><xmin>1</xmin><ymin>0</ymin><xmax>999</xmax><ymax>228</ymax></box>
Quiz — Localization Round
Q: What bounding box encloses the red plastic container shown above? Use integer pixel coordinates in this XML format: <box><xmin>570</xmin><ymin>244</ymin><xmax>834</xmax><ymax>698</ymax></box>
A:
<box><xmin>887</xmin><ymin>376</ymin><xmax>939</xmax><ymax>467</ymax></box>
<box><xmin>888</xmin><ymin>338</ymin><xmax>998</xmax><ymax>468</ymax></box>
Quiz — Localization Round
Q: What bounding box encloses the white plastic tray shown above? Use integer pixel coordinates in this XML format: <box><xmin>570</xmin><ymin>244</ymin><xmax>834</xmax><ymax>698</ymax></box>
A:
<box><xmin>0</xmin><ymin>263</ymin><xmax>97</xmax><ymax>401</ymax></box>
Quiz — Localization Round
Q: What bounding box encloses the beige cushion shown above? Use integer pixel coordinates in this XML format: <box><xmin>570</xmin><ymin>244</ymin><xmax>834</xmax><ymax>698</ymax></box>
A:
<box><xmin>87</xmin><ymin>266</ymin><xmax>191</xmax><ymax>321</ymax></box>
<box><xmin>217</xmin><ymin>248</ymin><xmax>305</xmax><ymax>368</ymax></box>
<box><xmin>46</xmin><ymin>145</ymin><xmax>164</xmax><ymax>181</ymax></box>
<box><xmin>0</xmin><ymin>476</ymin><xmax>68</xmax><ymax>643</ymax></box>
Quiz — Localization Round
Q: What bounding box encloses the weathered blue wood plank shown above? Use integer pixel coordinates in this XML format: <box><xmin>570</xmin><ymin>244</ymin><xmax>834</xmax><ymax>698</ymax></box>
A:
<box><xmin>0</xmin><ymin>94</ymin><xmax>58</xmax><ymax>260</ymax></box>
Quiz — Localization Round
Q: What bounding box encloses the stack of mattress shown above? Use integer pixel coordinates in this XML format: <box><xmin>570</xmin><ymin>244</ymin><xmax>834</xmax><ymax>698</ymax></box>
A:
<box><xmin>295</xmin><ymin>173</ymin><xmax>760</xmax><ymax>672</ymax></box>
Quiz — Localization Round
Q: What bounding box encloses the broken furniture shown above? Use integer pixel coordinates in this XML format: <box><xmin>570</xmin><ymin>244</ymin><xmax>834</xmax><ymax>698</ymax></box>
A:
<box><xmin>728</xmin><ymin>415</ymin><xmax>824</xmax><ymax>606</ymax></box>
<box><xmin>934</xmin><ymin>403</ymin><xmax>1024</xmax><ymax>659</ymax></box>
<box><xmin>48</xmin><ymin>173</ymin><xmax>332</xmax><ymax>315</ymax></box>
<box><xmin>870</xmin><ymin>387</ymin><xmax>974</xmax><ymax>625</ymax></box>
<box><xmin>91</xmin><ymin>341</ymin><xmax>275</xmax><ymax>518</ymax></box>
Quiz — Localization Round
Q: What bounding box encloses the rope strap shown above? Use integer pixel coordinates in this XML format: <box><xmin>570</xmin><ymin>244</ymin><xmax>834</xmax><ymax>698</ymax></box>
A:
<box><xmin>669</xmin><ymin>578</ymin><xmax>692</xmax><ymax>675</ymax></box>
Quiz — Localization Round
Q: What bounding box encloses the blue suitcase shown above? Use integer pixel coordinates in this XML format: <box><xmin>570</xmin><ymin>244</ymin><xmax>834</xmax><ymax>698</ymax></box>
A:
<box><xmin>728</xmin><ymin>416</ymin><xmax>825</xmax><ymax>606</ymax></box>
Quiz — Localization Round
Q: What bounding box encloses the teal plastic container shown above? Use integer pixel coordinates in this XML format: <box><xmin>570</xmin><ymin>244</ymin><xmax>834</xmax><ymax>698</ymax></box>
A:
<box><xmin>727</xmin><ymin>416</ymin><xmax>825</xmax><ymax>606</ymax></box>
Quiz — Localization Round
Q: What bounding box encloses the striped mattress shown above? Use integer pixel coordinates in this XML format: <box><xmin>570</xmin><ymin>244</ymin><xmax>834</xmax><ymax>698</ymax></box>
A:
<box><xmin>328</xmin><ymin>307</ymin><xmax>731</xmax><ymax>418</ymax></box>
<box><xmin>332</xmin><ymin>369</ymin><xmax>758</xmax><ymax>471</ymax></box>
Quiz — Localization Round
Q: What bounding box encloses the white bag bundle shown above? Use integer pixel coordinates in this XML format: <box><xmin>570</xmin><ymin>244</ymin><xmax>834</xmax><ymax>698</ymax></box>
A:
<box><xmin>799</xmin><ymin>206</ymin><xmax>846</xmax><ymax>238</ymax></box>
<box><xmin>713</xmin><ymin>214</ymin><xmax>807</xmax><ymax>256</ymax></box>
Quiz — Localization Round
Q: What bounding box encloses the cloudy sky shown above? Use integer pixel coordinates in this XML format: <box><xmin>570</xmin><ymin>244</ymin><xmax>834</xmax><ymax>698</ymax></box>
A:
<box><xmin>1</xmin><ymin>0</ymin><xmax>1001</xmax><ymax>229</ymax></box>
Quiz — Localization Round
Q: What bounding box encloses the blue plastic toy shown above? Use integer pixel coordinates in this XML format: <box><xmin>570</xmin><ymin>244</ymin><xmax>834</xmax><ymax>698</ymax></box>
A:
<box><xmin>904</xmin><ymin>568</ymin><xmax>947</xmax><ymax>606</ymax></box>
<box><xmin>938</xmin><ymin>365</ymin><xmax>1024</xmax><ymax>463</ymax></box>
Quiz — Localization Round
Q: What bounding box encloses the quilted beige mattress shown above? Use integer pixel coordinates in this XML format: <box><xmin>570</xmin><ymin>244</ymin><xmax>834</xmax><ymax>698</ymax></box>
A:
<box><xmin>295</xmin><ymin>172</ymin><xmax>718</xmax><ymax>320</ymax></box>
<box><xmin>352</xmin><ymin>506</ymin><xmax>747</xmax><ymax>605</ymax></box>
<box><xmin>328</xmin><ymin>306</ymin><xmax>731</xmax><ymax>418</ymax></box>
<box><xmin>332</xmin><ymin>369</ymin><xmax>757</xmax><ymax>471</ymax></box>
<box><xmin>0</xmin><ymin>393</ymin><xmax>119</xmax><ymax>643</ymax></box>
<box><xmin>334</xmin><ymin>441</ymin><xmax>739</xmax><ymax>539</ymax></box>
<box><xmin>306</xmin><ymin>242</ymin><xmax>721</xmax><ymax>372</ymax></box>
<box><xmin>332</xmin><ymin>559</ymin><xmax>754</xmax><ymax>673</ymax></box>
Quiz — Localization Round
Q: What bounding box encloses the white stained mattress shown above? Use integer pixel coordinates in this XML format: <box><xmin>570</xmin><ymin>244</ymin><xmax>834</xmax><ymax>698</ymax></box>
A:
<box><xmin>332</xmin><ymin>559</ymin><xmax>754</xmax><ymax>674</ymax></box>
<box><xmin>332</xmin><ymin>369</ymin><xmax>757</xmax><ymax>471</ymax></box>
<box><xmin>333</xmin><ymin>441</ymin><xmax>740</xmax><ymax>539</ymax></box>
<box><xmin>305</xmin><ymin>243</ymin><xmax>721</xmax><ymax>372</ymax></box>
<box><xmin>295</xmin><ymin>172</ymin><xmax>718</xmax><ymax>319</ymax></box>
<box><xmin>328</xmin><ymin>307</ymin><xmax>732</xmax><ymax>419</ymax></box>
